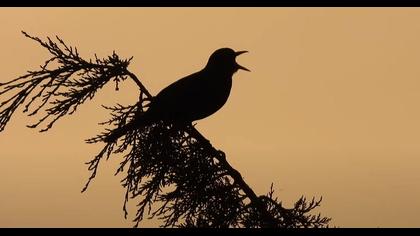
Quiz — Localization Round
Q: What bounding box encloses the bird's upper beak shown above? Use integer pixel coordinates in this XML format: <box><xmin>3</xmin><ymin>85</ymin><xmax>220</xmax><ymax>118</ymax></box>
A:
<box><xmin>235</xmin><ymin>50</ymin><xmax>250</xmax><ymax>72</ymax></box>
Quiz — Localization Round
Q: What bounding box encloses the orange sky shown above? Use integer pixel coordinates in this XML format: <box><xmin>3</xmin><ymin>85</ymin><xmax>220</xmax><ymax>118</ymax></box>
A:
<box><xmin>1</xmin><ymin>7</ymin><xmax>420</xmax><ymax>227</ymax></box>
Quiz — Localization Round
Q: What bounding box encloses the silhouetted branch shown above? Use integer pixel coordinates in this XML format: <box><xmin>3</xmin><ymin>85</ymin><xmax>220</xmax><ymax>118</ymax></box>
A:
<box><xmin>0</xmin><ymin>31</ymin><xmax>132</xmax><ymax>132</ymax></box>
<box><xmin>0</xmin><ymin>32</ymin><xmax>331</xmax><ymax>228</ymax></box>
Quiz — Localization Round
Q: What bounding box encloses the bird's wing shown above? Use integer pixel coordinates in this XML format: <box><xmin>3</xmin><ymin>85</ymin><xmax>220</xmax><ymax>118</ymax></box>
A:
<box><xmin>150</xmin><ymin>71</ymin><xmax>210</xmax><ymax>118</ymax></box>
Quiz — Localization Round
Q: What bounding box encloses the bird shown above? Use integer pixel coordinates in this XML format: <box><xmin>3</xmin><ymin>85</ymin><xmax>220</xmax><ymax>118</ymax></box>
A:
<box><xmin>104</xmin><ymin>48</ymin><xmax>249</xmax><ymax>143</ymax></box>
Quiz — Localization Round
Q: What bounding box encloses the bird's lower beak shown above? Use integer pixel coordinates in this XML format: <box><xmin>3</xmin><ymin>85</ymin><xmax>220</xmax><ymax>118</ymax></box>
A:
<box><xmin>235</xmin><ymin>50</ymin><xmax>250</xmax><ymax>72</ymax></box>
<box><xmin>236</xmin><ymin>63</ymin><xmax>250</xmax><ymax>72</ymax></box>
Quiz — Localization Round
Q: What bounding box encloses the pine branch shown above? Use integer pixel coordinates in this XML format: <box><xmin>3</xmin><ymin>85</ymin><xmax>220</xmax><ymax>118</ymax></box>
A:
<box><xmin>0</xmin><ymin>31</ymin><xmax>132</xmax><ymax>132</ymax></box>
<box><xmin>0</xmin><ymin>32</ymin><xmax>331</xmax><ymax>228</ymax></box>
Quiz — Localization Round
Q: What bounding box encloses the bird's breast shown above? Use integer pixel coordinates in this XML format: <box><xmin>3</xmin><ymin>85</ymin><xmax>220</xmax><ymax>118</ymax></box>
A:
<box><xmin>189</xmin><ymin>76</ymin><xmax>232</xmax><ymax>121</ymax></box>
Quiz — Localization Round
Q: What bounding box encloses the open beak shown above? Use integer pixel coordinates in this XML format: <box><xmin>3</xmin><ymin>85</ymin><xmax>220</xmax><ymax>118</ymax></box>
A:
<box><xmin>235</xmin><ymin>50</ymin><xmax>250</xmax><ymax>72</ymax></box>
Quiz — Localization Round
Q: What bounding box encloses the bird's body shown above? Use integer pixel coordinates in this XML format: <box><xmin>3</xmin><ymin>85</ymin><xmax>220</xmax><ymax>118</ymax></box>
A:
<box><xmin>105</xmin><ymin>48</ymin><xmax>249</xmax><ymax>143</ymax></box>
<box><xmin>149</xmin><ymin>68</ymin><xmax>232</xmax><ymax>123</ymax></box>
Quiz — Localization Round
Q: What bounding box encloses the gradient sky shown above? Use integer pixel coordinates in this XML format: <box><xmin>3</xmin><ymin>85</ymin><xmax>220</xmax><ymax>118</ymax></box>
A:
<box><xmin>1</xmin><ymin>7</ymin><xmax>420</xmax><ymax>227</ymax></box>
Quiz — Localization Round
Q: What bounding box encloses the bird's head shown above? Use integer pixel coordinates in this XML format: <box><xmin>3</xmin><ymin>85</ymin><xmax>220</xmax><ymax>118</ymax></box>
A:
<box><xmin>206</xmin><ymin>48</ymin><xmax>250</xmax><ymax>75</ymax></box>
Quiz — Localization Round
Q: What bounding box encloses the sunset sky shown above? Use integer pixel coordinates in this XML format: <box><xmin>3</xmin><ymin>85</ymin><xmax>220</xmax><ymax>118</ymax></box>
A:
<box><xmin>1</xmin><ymin>8</ymin><xmax>420</xmax><ymax>227</ymax></box>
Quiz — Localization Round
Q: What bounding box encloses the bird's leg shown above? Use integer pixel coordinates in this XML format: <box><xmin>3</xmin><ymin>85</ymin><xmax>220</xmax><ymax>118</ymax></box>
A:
<box><xmin>185</xmin><ymin>124</ymin><xmax>211</xmax><ymax>145</ymax></box>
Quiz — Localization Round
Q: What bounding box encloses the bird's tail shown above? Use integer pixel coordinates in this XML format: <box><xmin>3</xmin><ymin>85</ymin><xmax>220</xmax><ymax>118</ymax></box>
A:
<box><xmin>104</xmin><ymin>113</ymin><xmax>152</xmax><ymax>143</ymax></box>
<box><xmin>104</xmin><ymin>123</ymin><xmax>134</xmax><ymax>143</ymax></box>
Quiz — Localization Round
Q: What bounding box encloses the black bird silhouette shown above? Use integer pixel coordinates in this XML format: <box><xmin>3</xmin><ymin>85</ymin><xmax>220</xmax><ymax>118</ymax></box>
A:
<box><xmin>105</xmin><ymin>48</ymin><xmax>249</xmax><ymax>143</ymax></box>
